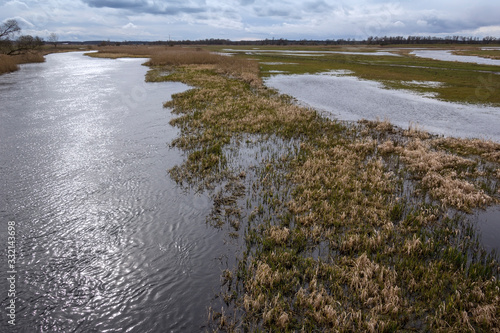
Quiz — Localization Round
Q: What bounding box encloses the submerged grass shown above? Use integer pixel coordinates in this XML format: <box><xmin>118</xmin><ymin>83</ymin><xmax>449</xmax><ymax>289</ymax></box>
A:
<box><xmin>92</xmin><ymin>45</ymin><xmax>500</xmax><ymax>331</ymax></box>
<box><xmin>135</xmin><ymin>49</ymin><xmax>500</xmax><ymax>331</ymax></box>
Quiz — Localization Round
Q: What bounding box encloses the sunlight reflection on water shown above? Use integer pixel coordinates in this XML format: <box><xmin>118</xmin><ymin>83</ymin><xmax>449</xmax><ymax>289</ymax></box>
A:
<box><xmin>0</xmin><ymin>52</ymin><xmax>230</xmax><ymax>332</ymax></box>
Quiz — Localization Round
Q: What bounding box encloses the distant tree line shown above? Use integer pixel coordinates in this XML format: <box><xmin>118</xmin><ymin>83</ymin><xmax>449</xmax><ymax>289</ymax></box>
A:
<box><xmin>366</xmin><ymin>35</ymin><xmax>499</xmax><ymax>45</ymax></box>
<box><xmin>104</xmin><ymin>35</ymin><xmax>499</xmax><ymax>46</ymax></box>
<box><xmin>13</xmin><ymin>34</ymin><xmax>499</xmax><ymax>48</ymax></box>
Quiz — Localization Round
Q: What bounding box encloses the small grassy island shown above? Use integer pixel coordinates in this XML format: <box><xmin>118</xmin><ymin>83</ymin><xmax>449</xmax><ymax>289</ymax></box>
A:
<box><xmin>89</xmin><ymin>45</ymin><xmax>500</xmax><ymax>331</ymax></box>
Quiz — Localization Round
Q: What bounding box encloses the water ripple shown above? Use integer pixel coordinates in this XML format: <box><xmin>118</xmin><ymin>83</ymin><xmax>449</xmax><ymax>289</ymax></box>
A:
<box><xmin>1</xmin><ymin>52</ymin><xmax>225</xmax><ymax>332</ymax></box>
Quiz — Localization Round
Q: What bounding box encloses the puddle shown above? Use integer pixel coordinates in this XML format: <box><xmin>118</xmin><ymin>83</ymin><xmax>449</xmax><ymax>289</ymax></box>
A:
<box><xmin>260</xmin><ymin>62</ymin><xmax>298</xmax><ymax>65</ymax></box>
<box><xmin>411</xmin><ymin>50</ymin><xmax>500</xmax><ymax>66</ymax></box>
<box><xmin>223</xmin><ymin>49</ymin><xmax>400</xmax><ymax>57</ymax></box>
<box><xmin>472</xmin><ymin>206</ymin><xmax>500</xmax><ymax>254</ymax></box>
<box><xmin>319</xmin><ymin>69</ymin><xmax>355</xmax><ymax>76</ymax></box>
<box><xmin>401</xmin><ymin>80</ymin><xmax>444</xmax><ymax>88</ymax></box>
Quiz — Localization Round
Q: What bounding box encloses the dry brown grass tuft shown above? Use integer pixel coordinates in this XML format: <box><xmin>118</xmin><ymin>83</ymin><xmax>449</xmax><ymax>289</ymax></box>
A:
<box><xmin>0</xmin><ymin>52</ymin><xmax>45</xmax><ymax>75</ymax></box>
<box><xmin>146</xmin><ymin>48</ymin><xmax>261</xmax><ymax>86</ymax></box>
<box><xmin>404</xmin><ymin>123</ymin><xmax>431</xmax><ymax>139</ymax></box>
<box><xmin>0</xmin><ymin>54</ymin><xmax>18</xmax><ymax>73</ymax></box>
<box><xmin>13</xmin><ymin>52</ymin><xmax>45</xmax><ymax>64</ymax></box>
<box><xmin>433</xmin><ymin>137</ymin><xmax>500</xmax><ymax>164</ymax></box>
<box><xmin>268</xmin><ymin>226</ymin><xmax>290</xmax><ymax>245</ymax></box>
<box><xmin>422</xmin><ymin>172</ymin><xmax>493</xmax><ymax>210</ymax></box>
<box><xmin>398</xmin><ymin>139</ymin><xmax>477</xmax><ymax>176</ymax></box>
<box><xmin>395</xmin><ymin>138</ymin><xmax>496</xmax><ymax>211</ymax></box>
<box><xmin>344</xmin><ymin>253</ymin><xmax>402</xmax><ymax>315</ymax></box>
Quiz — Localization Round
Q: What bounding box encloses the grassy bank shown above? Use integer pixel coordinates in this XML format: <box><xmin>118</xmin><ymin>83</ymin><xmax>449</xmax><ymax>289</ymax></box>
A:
<box><xmin>88</xmin><ymin>46</ymin><xmax>500</xmax><ymax>331</ymax></box>
<box><xmin>0</xmin><ymin>52</ymin><xmax>45</xmax><ymax>74</ymax></box>
<box><xmin>0</xmin><ymin>44</ymin><xmax>93</xmax><ymax>75</ymax></box>
<box><xmin>453</xmin><ymin>49</ymin><xmax>500</xmax><ymax>60</ymax></box>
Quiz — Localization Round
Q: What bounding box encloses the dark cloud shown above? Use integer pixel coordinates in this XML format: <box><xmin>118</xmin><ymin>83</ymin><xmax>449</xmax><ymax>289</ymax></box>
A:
<box><xmin>82</xmin><ymin>0</ymin><xmax>206</xmax><ymax>15</ymax></box>
<box><xmin>84</xmin><ymin>0</ymin><xmax>147</xmax><ymax>10</ymax></box>
<box><xmin>303</xmin><ymin>0</ymin><xmax>334</xmax><ymax>13</ymax></box>
<box><xmin>466</xmin><ymin>5</ymin><xmax>500</xmax><ymax>28</ymax></box>
<box><xmin>254</xmin><ymin>7</ymin><xmax>292</xmax><ymax>17</ymax></box>
<box><xmin>421</xmin><ymin>16</ymin><xmax>476</xmax><ymax>34</ymax></box>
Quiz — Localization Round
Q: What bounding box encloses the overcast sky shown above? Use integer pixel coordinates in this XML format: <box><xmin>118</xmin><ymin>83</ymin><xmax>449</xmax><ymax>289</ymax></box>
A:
<box><xmin>1</xmin><ymin>0</ymin><xmax>499</xmax><ymax>41</ymax></box>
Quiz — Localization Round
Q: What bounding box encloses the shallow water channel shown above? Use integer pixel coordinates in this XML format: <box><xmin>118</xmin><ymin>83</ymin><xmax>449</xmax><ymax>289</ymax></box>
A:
<box><xmin>0</xmin><ymin>52</ymin><xmax>232</xmax><ymax>332</ymax></box>
<box><xmin>411</xmin><ymin>49</ymin><xmax>500</xmax><ymax>66</ymax></box>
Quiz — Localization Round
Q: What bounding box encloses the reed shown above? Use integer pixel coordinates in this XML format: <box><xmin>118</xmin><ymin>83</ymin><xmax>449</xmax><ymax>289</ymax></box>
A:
<box><xmin>12</xmin><ymin>52</ymin><xmax>45</xmax><ymax>64</ymax></box>
<box><xmin>0</xmin><ymin>52</ymin><xmax>45</xmax><ymax>74</ymax></box>
<box><xmin>0</xmin><ymin>54</ymin><xmax>18</xmax><ymax>73</ymax></box>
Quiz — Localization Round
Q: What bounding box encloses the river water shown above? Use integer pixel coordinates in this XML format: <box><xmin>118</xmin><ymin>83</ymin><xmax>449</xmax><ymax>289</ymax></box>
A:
<box><xmin>0</xmin><ymin>52</ymin><xmax>230</xmax><ymax>332</ymax></box>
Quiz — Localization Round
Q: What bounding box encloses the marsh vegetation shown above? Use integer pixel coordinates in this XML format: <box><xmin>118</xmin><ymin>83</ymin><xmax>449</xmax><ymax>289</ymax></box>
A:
<box><xmin>88</xmin><ymin>45</ymin><xmax>500</xmax><ymax>331</ymax></box>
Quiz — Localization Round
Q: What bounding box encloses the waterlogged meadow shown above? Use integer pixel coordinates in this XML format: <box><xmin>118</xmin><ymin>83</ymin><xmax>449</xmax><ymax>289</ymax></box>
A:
<box><xmin>90</xmin><ymin>46</ymin><xmax>500</xmax><ymax>331</ymax></box>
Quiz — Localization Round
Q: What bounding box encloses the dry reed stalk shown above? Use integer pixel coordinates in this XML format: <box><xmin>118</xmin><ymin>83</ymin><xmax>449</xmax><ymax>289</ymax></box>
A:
<box><xmin>0</xmin><ymin>54</ymin><xmax>18</xmax><ymax>73</ymax></box>
<box><xmin>13</xmin><ymin>52</ymin><xmax>45</xmax><ymax>64</ymax></box>
<box><xmin>433</xmin><ymin>137</ymin><xmax>500</xmax><ymax>164</ymax></box>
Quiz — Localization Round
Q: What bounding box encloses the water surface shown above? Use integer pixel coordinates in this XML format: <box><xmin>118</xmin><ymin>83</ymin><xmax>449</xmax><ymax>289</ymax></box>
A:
<box><xmin>223</xmin><ymin>49</ymin><xmax>399</xmax><ymax>57</ymax></box>
<box><xmin>410</xmin><ymin>49</ymin><xmax>500</xmax><ymax>66</ymax></box>
<box><xmin>266</xmin><ymin>73</ymin><xmax>500</xmax><ymax>142</ymax></box>
<box><xmin>0</xmin><ymin>52</ymin><xmax>230</xmax><ymax>332</ymax></box>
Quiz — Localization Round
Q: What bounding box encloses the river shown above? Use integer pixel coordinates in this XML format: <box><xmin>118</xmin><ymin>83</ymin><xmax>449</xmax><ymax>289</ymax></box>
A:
<box><xmin>0</xmin><ymin>52</ymin><xmax>230</xmax><ymax>332</ymax></box>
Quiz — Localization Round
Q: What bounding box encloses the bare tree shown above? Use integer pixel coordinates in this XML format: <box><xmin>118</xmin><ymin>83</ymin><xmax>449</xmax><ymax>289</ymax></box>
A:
<box><xmin>0</xmin><ymin>19</ymin><xmax>21</xmax><ymax>54</ymax></box>
<box><xmin>0</xmin><ymin>19</ymin><xmax>21</xmax><ymax>39</ymax></box>
<box><xmin>48</xmin><ymin>32</ymin><xmax>59</xmax><ymax>47</ymax></box>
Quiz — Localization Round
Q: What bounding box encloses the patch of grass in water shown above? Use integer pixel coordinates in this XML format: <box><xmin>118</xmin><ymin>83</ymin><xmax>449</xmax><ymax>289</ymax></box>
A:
<box><xmin>93</xmin><ymin>45</ymin><xmax>500</xmax><ymax>331</ymax></box>
<box><xmin>140</xmin><ymin>51</ymin><xmax>500</xmax><ymax>331</ymax></box>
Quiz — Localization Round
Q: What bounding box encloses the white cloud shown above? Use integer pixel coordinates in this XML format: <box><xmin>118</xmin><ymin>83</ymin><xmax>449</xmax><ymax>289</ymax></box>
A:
<box><xmin>417</xmin><ymin>20</ymin><xmax>427</xmax><ymax>27</ymax></box>
<box><xmin>122</xmin><ymin>22</ymin><xmax>137</xmax><ymax>29</ymax></box>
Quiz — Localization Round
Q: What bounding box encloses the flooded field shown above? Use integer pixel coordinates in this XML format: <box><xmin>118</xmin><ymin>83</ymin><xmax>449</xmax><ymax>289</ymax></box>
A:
<box><xmin>411</xmin><ymin>49</ymin><xmax>500</xmax><ymax>65</ymax></box>
<box><xmin>265</xmin><ymin>72</ymin><xmax>500</xmax><ymax>142</ymax></box>
<box><xmin>223</xmin><ymin>48</ymin><xmax>400</xmax><ymax>57</ymax></box>
<box><xmin>2</xmin><ymin>45</ymin><xmax>499</xmax><ymax>332</ymax></box>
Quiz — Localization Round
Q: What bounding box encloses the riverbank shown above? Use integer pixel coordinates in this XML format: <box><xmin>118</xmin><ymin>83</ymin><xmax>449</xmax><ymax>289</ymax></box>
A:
<box><xmin>0</xmin><ymin>45</ymin><xmax>93</xmax><ymax>75</ymax></box>
<box><xmin>0</xmin><ymin>52</ymin><xmax>45</xmax><ymax>74</ymax></box>
<box><xmin>86</xmin><ymin>47</ymin><xmax>500</xmax><ymax>330</ymax></box>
